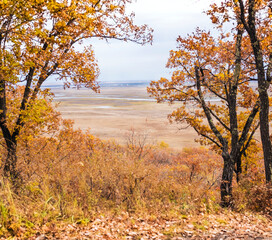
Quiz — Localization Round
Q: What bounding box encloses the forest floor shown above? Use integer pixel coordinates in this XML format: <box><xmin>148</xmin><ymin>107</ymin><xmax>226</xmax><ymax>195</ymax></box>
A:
<box><xmin>15</xmin><ymin>212</ymin><xmax>272</xmax><ymax>239</ymax></box>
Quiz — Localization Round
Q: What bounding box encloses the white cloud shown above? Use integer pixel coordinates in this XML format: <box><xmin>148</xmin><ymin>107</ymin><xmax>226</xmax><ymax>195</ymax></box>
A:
<box><xmin>82</xmin><ymin>0</ymin><xmax>222</xmax><ymax>82</ymax></box>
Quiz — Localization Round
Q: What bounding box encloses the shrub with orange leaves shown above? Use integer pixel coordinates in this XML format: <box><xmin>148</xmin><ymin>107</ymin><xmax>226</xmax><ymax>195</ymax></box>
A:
<box><xmin>0</xmin><ymin>115</ymin><xmax>269</xmax><ymax>238</ymax></box>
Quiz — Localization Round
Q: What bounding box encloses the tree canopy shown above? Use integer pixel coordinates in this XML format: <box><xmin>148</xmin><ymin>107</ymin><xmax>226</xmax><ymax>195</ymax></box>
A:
<box><xmin>147</xmin><ymin>20</ymin><xmax>266</xmax><ymax>206</ymax></box>
<box><xmin>207</xmin><ymin>0</ymin><xmax>272</xmax><ymax>182</ymax></box>
<box><xmin>0</xmin><ymin>0</ymin><xmax>152</xmax><ymax>181</ymax></box>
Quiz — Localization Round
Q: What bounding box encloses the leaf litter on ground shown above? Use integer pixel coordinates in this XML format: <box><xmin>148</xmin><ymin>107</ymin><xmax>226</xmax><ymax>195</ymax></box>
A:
<box><xmin>12</xmin><ymin>211</ymin><xmax>272</xmax><ymax>239</ymax></box>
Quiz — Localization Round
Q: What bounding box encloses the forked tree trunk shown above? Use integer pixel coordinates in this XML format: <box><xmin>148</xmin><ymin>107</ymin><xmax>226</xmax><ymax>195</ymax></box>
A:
<box><xmin>220</xmin><ymin>153</ymin><xmax>234</xmax><ymax>207</ymax></box>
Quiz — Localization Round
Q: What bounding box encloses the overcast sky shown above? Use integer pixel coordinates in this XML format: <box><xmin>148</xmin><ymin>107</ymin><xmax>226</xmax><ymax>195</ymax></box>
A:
<box><xmin>90</xmin><ymin>0</ymin><xmax>220</xmax><ymax>83</ymax></box>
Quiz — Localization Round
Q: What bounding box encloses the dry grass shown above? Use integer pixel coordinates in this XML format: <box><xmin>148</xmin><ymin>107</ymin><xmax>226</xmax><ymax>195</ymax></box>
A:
<box><xmin>0</xmin><ymin>119</ymin><xmax>225</xmax><ymax>237</ymax></box>
<box><xmin>0</xmin><ymin>120</ymin><xmax>270</xmax><ymax>239</ymax></box>
<box><xmin>0</xmin><ymin>112</ymin><xmax>270</xmax><ymax>238</ymax></box>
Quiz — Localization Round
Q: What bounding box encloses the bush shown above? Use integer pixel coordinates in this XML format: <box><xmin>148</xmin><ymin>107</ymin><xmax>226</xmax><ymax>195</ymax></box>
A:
<box><xmin>0</xmin><ymin>117</ymin><xmax>268</xmax><ymax>238</ymax></box>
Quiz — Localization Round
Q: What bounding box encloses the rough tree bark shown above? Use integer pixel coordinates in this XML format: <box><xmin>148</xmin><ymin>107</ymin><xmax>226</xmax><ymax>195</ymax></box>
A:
<box><xmin>221</xmin><ymin>152</ymin><xmax>235</xmax><ymax>207</ymax></box>
<box><xmin>4</xmin><ymin>141</ymin><xmax>20</xmax><ymax>184</ymax></box>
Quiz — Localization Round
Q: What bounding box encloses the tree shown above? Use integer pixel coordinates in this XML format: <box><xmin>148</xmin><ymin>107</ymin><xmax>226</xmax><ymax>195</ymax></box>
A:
<box><xmin>148</xmin><ymin>28</ymin><xmax>261</xmax><ymax>207</ymax></box>
<box><xmin>0</xmin><ymin>0</ymin><xmax>152</xmax><ymax>183</ymax></box>
<box><xmin>207</xmin><ymin>0</ymin><xmax>272</xmax><ymax>183</ymax></box>
<box><xmin>235</xmin><ymin>0</ymin><xmax>272</xmax><ymax>183</ymax></box>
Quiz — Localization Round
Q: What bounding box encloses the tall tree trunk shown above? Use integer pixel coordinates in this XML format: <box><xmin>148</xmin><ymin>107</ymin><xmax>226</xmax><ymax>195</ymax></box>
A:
<box><xmin>254</xmin><ymin>50</ymin><xmax>272</xmax><ymax>183</ymax></box>
<box><xmin>259</xmin><ymin>90</ymin><xmax>272</xmax><ymax>182</ymax></box>
<box><xmin>220</xmin><ymin>152</ymin><xmax>234</xmax><ymax>207</ymax></box>
<box><xmin>237</xmin><ymin>0</ymin><xmax>272</xmax><ymax>183</ymax></box>
<box><xmin>249</xmin><ymin>22</ymin><xmax>272</xmax><ymax>183</ymax></box>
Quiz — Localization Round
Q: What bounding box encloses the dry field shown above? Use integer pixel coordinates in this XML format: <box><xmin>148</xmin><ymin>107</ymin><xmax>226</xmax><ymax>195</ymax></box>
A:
<box><xmin>52</xmin><ymin>86</ymin><xmax>199</xmax><ymax>150</ymax></box>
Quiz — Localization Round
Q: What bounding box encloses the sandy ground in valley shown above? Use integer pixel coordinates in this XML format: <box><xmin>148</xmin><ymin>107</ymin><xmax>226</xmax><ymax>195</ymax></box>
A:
<box><xmin>52</xmin><ymin>86</ymin><xmax>200</xmax><ymax>150</ymax></box>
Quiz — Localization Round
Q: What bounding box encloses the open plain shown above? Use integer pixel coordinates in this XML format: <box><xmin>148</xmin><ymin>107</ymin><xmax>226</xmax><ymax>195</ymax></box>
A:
<box><xmin>52</xmin><ymin>85</ymin><xmax>199</xmax><ymax>150</ymax></box>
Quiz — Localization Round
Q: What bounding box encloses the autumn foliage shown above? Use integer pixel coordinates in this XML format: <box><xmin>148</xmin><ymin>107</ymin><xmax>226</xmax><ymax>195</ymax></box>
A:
<box><xmin>148</xmin><ymin>0</ymin><xmax>272</xmax><ymax>207</ymax></box>
<box><xmin>207</xmin><ymin>0</ymin><xmax>272</xmax><ymax>181</ymax></box>
<box><xmin>0</xmin><ymin>0</ymin><xmax>272</xmax><ymax>238</ymax></box>
<box><xmin>0</xmin><ymin>0</ymin><xmax>152</xmax><ymax>181</ymax></box>
<box><xmin>0</xmin><ymin>111</ymin><xmax>270</xmax><ymax>238</ymax></box>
